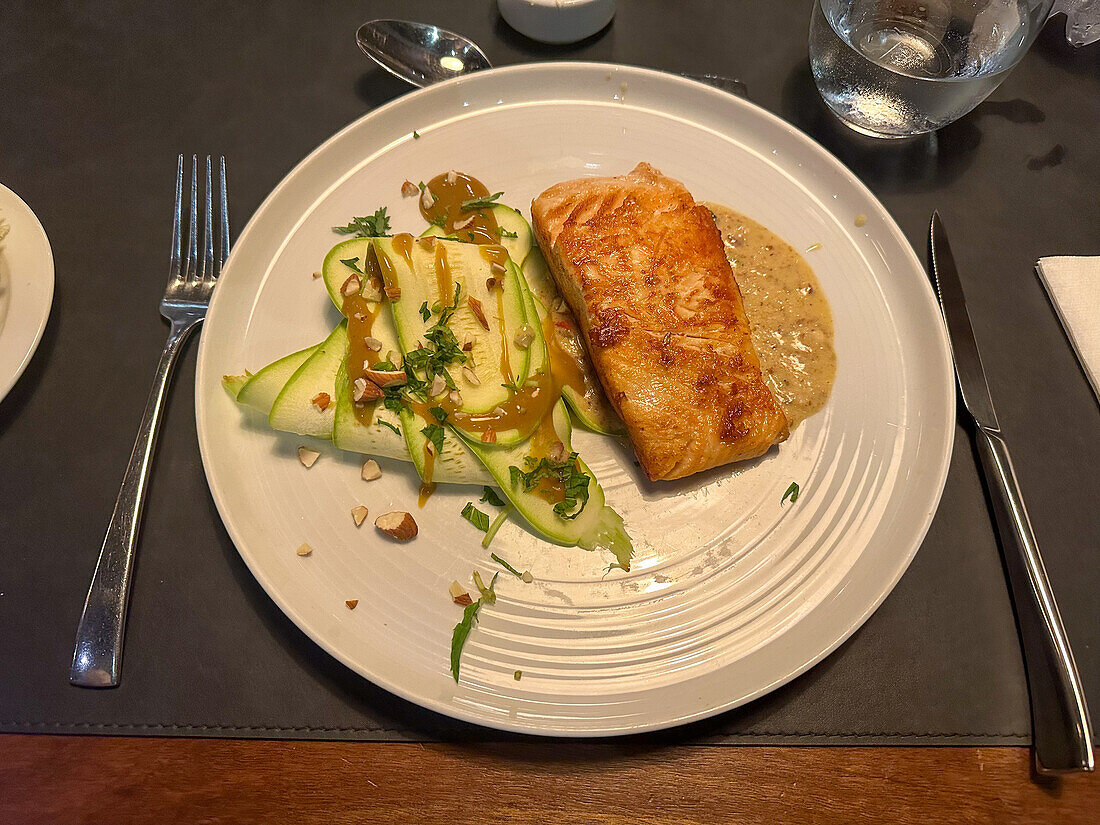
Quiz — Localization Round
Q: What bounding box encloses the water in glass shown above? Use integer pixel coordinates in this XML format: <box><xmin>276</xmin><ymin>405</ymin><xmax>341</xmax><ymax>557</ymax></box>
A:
<box><xmin>810</xmin><ymin>0</ymin><xmax>1053</xmax><ymax>137</ymax></box>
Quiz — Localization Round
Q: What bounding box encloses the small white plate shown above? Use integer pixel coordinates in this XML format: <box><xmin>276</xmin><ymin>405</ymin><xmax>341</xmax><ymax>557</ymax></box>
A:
<box><xmin>196</xmin><ymin>63</ymin><xmax>954</xmax><ymax>736</ymax></box>
<box><xmin>0</xmin><ymin>184</ymin><xmax>54</xmax><ymax>403</ymax></box>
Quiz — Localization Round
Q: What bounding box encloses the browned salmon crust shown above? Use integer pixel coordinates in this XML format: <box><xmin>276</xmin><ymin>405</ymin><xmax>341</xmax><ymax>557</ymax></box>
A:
<box><xmin>531</xmin><ymin>163</ymin><xmax>789</xmax><ymax>481</ymax></box>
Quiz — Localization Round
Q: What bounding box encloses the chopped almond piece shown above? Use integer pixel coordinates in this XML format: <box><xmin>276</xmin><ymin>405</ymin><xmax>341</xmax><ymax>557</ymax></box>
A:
<box><xmin>311</xmin><ymin>392</ymin><xmax>331</xmax><ymax>411</ymax></box>
<box><xmin>467</xmin><ymin>296</ymin><xmax>489</xmax><ymax>330</ymax></box>
<box><xmin>429</xmin><ymin>374</ymin><xmax>447</xmax><ymax>397</ymax></box>
<box><xmin>298</xmin><ymin>446</ymin><xmax>320</xmax><ymax>468</ymax></box>
<box><xmin>416</xmin><ymin>236</ymin><xmax>435</xmax><ymax>251</ymax></box>
<box><xmin>453</xmin><ymin>592</ymin><xmax>473</xmax><ymax>606</ymax></box>
<box><xmin>486</xmin><ymin>276</ymin><xmax>502</xmax><ymax>291</ymax></box>
<box><xmin>362</xmin><ymin>276</ymin><xmax>384</xmax><ymax>302</ymax></box>
<box><xmin>341</xmin><ymin>273</ymin><xmax>361</xmax><ymax>296</ymax></box>
<box><xmin>420</xmin><ymin>186</ymin><xmax>436</xmax><ymax>210</ymax></box>
<box><xmin>345</xmin><ymin>599</ymin><xmax>359</xmax><ymax>610</ymax></box>
<box><xmin>384</xmin><ymin>285</ymin><xmax>402</xmax><ymax>301</ymax></box>
<box><xmin>401</xmin><ymin>180</ymin><xmax>419</xmax><ymax>197</ymax></box>
<box><xmin>375</xmin><ymin>511</ymin><xmax>418</xmax><ymax>541</ymax></box>
<box><xmin>446</xmin><ymin>169</ymin><xmax>458</xmax><ymax>185</ymax></box>
<box><xmin>448</xmin><ymin>389</ymin><xmax>462</xmax><ymax>405</ymax></box>
<box><xmin>363</xmin><ymin>337</ymin><xmax>383</xmax><ymax>352</ymax></box>
<box><xmin>351</xmin><ymin>505</ymin><xmax>369</xmax><ymax>526</ymax></box>
<box><xmin>452</xmin><ymin>214</ymin><xmax>474</xmax><ymax>231</ymax></box>
<box><xmin>312</xmin><ymin>270</ymin><xmax>322</xmax><ymax>280</ymax></box>
<box><xmin>364</xmin><ymin>368</ymin><xmax>406</xmax><ymax>387</ymax></box>
<box><xmin>514</xmin><ymin>324</ymin><xmax>535</xmax><ymax>348</ymax></box>
<box><xmin>352</xmin><ymin>377</ymin><xmax>384</xmax><ymax>403</ymax></box>
<box><xmin>521</xmin><ymin>571</ymin><xmax>534</xmax><ymax>583</ymax></box>
<box><xmin>296</xmin><ymin>543</ymin><xmax>313</xmax><ymax>557</ymax></box>
<box><xmin>489</xmin><ymin>262</ymin><xmax>507</xmax><ymax>278</ymax></box>
<box><xmin>548</xmin><ymin>440</ymin><xmax>568</xmax><ymax>463</ymax></box>
<box><xmin>481</xmin><ymin>428</ymin><xmax>497</xmax><ymax>444</ymax></box>
<box><xmin>462</xmin><ymin>366</ymin><xmax>481</xmax><ymax>386</ymax></box>
<box><xmin>361</xmin><ymin>459</ymin><xmax>382</xmax><ymax>481</ymax></box>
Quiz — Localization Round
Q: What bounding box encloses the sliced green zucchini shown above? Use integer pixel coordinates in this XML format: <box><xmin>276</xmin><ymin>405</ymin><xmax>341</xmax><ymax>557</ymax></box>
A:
<box><xmin>376</xmin><ymin>236</ymin><xmax>530</xmax><ymax>415</ymax></box>
<box><xmin>232</xmin><ymin>343</ymin><xmax>321</xmax><ymax>415</ymax></box>
<box><xmin>452</xmin><ymin>400</ymin><xmax>633</xmax><ymax>569</ymax></box>
<box><xmin>321</xmin><ymin>237</ymin><xmax>375</xmax><ymax>311</ymax></box>
<box><xmin>522</xmin><ymin>250</ymin><xmax>625</xmax><ymax>436</ymax></box>
<box><xmin>268</xmin><ymin>322</ymin><xmax>347</xmax><ymax>439</ymax></box>
<box><xmin>419</xmin><ymin>204</ymin><xmax>532</xmax><ymax>265</ymax></box>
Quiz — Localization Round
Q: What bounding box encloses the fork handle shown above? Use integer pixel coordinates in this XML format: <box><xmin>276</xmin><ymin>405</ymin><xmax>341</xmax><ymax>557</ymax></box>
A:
<box><xmin>975</xmin><ymin>426</ymin><xmax>1094</xmax><ymax>773</ymax></box>
<box><xmin>70</xmin><ymin>320</ymin><xmax>198</xmax><ymax>688</ymax></box>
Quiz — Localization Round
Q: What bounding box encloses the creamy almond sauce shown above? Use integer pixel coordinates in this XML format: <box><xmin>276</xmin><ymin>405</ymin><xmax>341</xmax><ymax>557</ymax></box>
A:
<box><xmin>706</xmin><ymin>203</ymin><xmax>837</xmax><ymax>429</ymax></box>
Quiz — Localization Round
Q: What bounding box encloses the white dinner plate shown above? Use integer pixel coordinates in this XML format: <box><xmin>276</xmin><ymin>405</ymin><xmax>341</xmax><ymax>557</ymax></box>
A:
<box><xmin>0</xmin><ymin>184</ymin><xmax>54</xmax><ymax>404</ymax></box>
<box><xmin>196</xmin><ymin>63</ymin><xmax>954</xmax><ymax>735</ymax></box>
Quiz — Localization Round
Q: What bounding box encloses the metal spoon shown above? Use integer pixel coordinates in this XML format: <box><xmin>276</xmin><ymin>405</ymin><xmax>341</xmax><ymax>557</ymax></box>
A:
<box><xmin>356</xmin><ymin>19</ymin><xmax>492</xmax><ymax>87</ymax></box>
<box><xmin>357</xmin><ymin>18</ymin><xmax>748</xmax><ymax>98</ymax></box>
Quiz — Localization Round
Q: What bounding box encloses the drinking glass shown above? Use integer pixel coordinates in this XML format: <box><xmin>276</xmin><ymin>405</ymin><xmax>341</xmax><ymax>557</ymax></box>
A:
<box><xmin>809</xmin><ymin>0</ymin><xmax>1054</xmax><ymax>138</ymax></box>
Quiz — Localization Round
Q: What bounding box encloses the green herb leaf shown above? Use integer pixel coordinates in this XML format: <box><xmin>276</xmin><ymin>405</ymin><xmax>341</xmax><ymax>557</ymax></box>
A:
<box><xmin>421</xmin><ymin>423</ymin><xmax>445</xmax><ymax>455</ymax></box>
<box><xmin>481</xmin><ymin>505</ymin><xmax>512</xmax><ymax>549</ymax></box>
<box><xmin>472</xmin><ymin>570</ymin><xmax>499</xmax><ymax>604</ymax></box>
<box><xmin>333</xmin><ymin>207</ymin><xmax>391</xmax><ymax>238</ymax></box>
<box><xmin>429</xmin><ymin>406</ymin><xmax>448</xmax><ymax>424</ymax></box>
<box><xmin>508</xmin><ymin>452</ymin><xmax>592</xmax><ymax>520</ymax></box>
<box><xmin>460</xmin><ymin>191</ymin><xmax>504</xmax><ymax>211</ymax></box>
<box><xmin>461</xmin><ymin>503</ymin><xmax>490</xmax><ymax>533</ymax></box>
<box><xmin>373</xmin><ymin>359</ymin><xmax>396</xmax><ymax>371</ymax></box>
<box><xmin>429</xmin><ymin>208</ymin><xmax>449</xmax><ymax>229</ymax></box>
<box><xmin>782</xmin><ymin>481</ymin><xmax>800</xmax><ymax>504</ymax></box>
<box><xmin>496</xmin><ymin>226</ymin><xmax>519</xmax><ymax>239</ymax></box>
<box><xmin>412</xmin><ymin>130</ymin><xmax>420</xmax><ymax>139</ymax></box>
<box><xmin>419</xmin><ymin>301</ymin><xmax>432</xmax><ymax>322</ymax></box>
<box><xmin>376</xmin><ymin>418</ymin><xmax>401</xmax><ymax>436</ymax></box>
<box><xmin>340</xmin><ymin>256</ymin><xmax>364</xmax><ymax>274</ymax></box>
<box><xmin>382</xmin><ymin>385</ymin><xmax>409</xmax><ymax>414</ymax></box>
<box><xmin>491</xmin><ymin>553</ymin><xmax>522</xmax><ymax>578</ymax></box>
<box><xmin>480</xmin><ymin>487</ymin><xmax>506</xmax><ymax>507</ymax></box>
<box><xmin>450</xmin><ymin>600</ymin><xmax>481</xmax><ymax>682</ymax></box>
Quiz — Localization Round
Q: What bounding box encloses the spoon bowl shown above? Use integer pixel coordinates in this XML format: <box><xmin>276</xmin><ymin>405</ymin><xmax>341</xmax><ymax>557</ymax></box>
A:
<box><xmin>356</xmin><ymin>19</ymin><xmax>493</xmax><ymax>87</ymax></box>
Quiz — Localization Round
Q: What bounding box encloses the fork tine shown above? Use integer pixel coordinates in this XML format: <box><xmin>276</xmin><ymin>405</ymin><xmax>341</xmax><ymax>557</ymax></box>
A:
<box><xmin>168</xmin><ymin>155</ymin><xmax>184</xmax><ymax>282</ymax></box>
<box><xmin>183</xmin><ymin>155</ymin><xmax>199</xmax><ymax>281</ymax></box>
<box><xmin>200</xmin><ymin>156</ymin><xmax>214</xmax><ymax>283</ymax></box>
<box><xmin>214</xmin><ymin>156</ymin><xmax>230</xmax><ymax>277</ymax></box>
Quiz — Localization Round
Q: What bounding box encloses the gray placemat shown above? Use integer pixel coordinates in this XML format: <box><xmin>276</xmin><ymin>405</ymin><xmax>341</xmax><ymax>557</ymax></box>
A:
<box><xmin>1</xmin><ymin>0</ymin><xmax>1097</xmax><ymax>744</ymax></box>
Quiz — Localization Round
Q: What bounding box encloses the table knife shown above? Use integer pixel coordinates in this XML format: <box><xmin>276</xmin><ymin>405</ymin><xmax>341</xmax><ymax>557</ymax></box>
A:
<box><xmin>929</xmin><ymin>212</ymin><xmax>1094</xmax><ymax>774</ymax></box>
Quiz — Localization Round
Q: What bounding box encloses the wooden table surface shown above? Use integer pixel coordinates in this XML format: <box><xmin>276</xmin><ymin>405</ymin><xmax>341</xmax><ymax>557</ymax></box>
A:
<box><xmin>1</xmin><ymin>736</ymin><xmax>1096</xmax><ymax>823</ymax></box>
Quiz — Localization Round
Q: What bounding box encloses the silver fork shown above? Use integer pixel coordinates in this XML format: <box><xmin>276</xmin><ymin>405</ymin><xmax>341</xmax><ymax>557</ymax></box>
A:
<box><xmin>70</xmin><ymin>155</ymin><xmax>229</xmax><ymax>688</ymax></box>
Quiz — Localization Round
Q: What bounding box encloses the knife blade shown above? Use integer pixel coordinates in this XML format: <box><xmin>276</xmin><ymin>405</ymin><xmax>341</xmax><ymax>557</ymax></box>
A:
<box><xmin>928</xmin><ymin>212</ymin><xmax>1093</xmax><ymax>774</ymax></box>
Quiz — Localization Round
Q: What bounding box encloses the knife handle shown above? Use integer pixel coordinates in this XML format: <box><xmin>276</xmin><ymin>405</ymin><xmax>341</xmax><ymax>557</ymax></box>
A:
<box><xmin>975</xmin><ymin>426</ymin><xmax>1094</xmax><ymax>773</ymax></box>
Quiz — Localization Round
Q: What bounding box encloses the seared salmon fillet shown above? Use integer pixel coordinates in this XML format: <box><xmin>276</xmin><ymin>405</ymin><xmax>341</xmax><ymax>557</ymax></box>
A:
<box><xmin>531</xmin><ymin>163</ymin><xmax>789</xmax><ymax>481</ymax></box>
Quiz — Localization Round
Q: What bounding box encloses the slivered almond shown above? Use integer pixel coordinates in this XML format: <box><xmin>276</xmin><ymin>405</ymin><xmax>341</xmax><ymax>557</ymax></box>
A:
<box><xmin>361</xmin><ymin>459</ymin><xmax>382</xmax><ymax>481</ymax></box>
<box><xmin>363</xmin><ymin>337</ymin><xmax>383</xmax><ymax>352</ymax></box>
<box><xmin>351</xmin><ymin>505</ymin><xmax>369</xmax><ymax>526</ymax></box>
<box><xmin>375</xmin><ymin>511</ymin><xmax>418</xmax><ymax>541</ymax></box>
<box><xmin>448</xmin><ymin>389</ymin><xmax>462</xmax><ymax>405</ymax></box>
<box><xmin>489</xmin><ymin>262</ymin><xmax>506</xmax><ymax>278</ymax></box>
<box><xmin>467</xmin><ymin>296</ymin><xmax>489</xmax><ymax>330</ymax></box>
<box><xmin>420</xmin><ymin>187</ymin><xmax>436</xmax><ymax>210</ymax></box>
<box><xmin>452</xmin><ymin>214</ymin><xmax>474</xmax><ymax>231</ymax></box>
<box><xmin>481</xmin><ymin>428</ymin><xmax>497</xmax><ymax>444</ymax></box>
<box><xmin>449</xmin><ymin>580</ymin><xmax>473</xmax><ymax>605</ymax></box>
<box><xmin>298</xmin><ymin>446</ymin><xmax>320</xmax><ymax>467</ymax></box>
<box><xmin>345</xmin><ymin>599</ymin><xmax>359</xmax><ymax>610</ymax></box>
<box><xmin>341</xmin><ymin>273</ymin><xmax>361</xmax><ymax>296</ymax></box>
<box><xmin>446</xmin><ymin>169</ymin><xmax>458</xmax><ymax>185</ymax></box>
<box><xmin>364</xmin><ymin>368</ymin><xmax>406</xmax><ymax>387</ymax></box>
<box><xmin>311</xmin><ymin>392</ymin><xmax>331</xmax><ymax>411</ymax></box>
<box><xmin>296</xmin><ymin>543</ymin><xmax>313</xmax><ymax>557</ymax></box>
<box><xmin>352</xmin><ymin>377</ymin><xmax>383</xmax><ymax>403</ymax></box>
<box><xmin>429</xmin><ymin>374</ymin><xmax>447</xmax><ymax>397</ymax></box>
<box><xmin>384</xmin><ymin>285</ymin><xmax>402</xmax><ymax>301</ymax></box>
<box><xmin>461</xmin><ymin>366</ymin><xmax>481</xmax><ymax>386</ymax></box>
<box><xmin>401</xmin><ymin>180</ymin><xmax>419</xmax><ymax>197</ymax></box>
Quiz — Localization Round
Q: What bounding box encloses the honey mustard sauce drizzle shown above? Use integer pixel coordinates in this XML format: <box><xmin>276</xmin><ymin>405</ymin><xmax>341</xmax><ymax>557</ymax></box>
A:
<box><xmin>433</xmin><ymin>242</ymin><xmax>453</xmax><ymax>306</ymax></box>
<box><xmin>342</xmin><ymin>246</ymin><xmax>385</xmax><ymax>426</ymax></box>
<box><xmin>706</xmin><ymin>203</ymin><xmax>837</xmax><ymax>429</ymax></box>
<box><xmin>419</xmin><ymin>171</ymin><xmax>500</xmax><ymax>243</ymax></box>
<box><xmin>541</xmin><ymin>312</ymin><xmax>587</xmax><ymax>397</ymax></box>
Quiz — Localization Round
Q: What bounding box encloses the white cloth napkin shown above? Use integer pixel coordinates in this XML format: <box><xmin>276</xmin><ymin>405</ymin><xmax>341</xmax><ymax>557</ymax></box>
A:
<box><xmin>1036</xmin><ymin>256</ymin><xmax>1100</xmax><ymax>403</ymax></box>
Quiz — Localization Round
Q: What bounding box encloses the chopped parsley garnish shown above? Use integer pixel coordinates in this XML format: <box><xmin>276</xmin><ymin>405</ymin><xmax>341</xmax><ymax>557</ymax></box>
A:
<box><xmin>467</xmin><ymin>232</ymin><xmax>476</xmax><ymax>241</ymax></box>
<box><xmin>429</xmin><ymin>208</ymin><xmax>449</xmax><ymax>229</ymax></box>
<box><xmin>480</xmin><ymin>487</ymin><xmax>506</xmax><ymax>507</ymax></box>
<box><xmin>333</xmin><ymin>207</ymin><xmax>391</xmax><ymax>237</ymax></box>
<box><xmin>461</xmin><ymin>503</ymin><xmax>490</xmax><ymax>532</ymax></box>
<box><xmin>382</xmin><ymin>384</ymin><xmax>409</xmax><ymax>414</ymax></box>
<box><xmin>450</xmin><ymin>600</ymin><xmax>481</xmax><ymax>682</ymax></box>
<box><xmin>496</xmin><ymin>226</ymin><xmax>519</xmax><ymax>239</ymax></box>
<box><xmin>782</xmin><ymin>481</ymin><xmax>800</xmax><ymax>504</ymax></box>
<box><xmin>429</xmin><ymin>406</ymin><xmax>448</xmax><ymax>424</ymax></box>
<box><xmin>373</xmin><ymin>359</ymin><xmax>396</xmax><ymax>371</ymax></box>
<box><xmin>376</xmin><ymin>418</ymin><xmax>401</xmax><ymax>436</ymax></box>
<box><xmin>421</xmin><ymin>423</ymin><xmax>445</xmax><ymax>455</ymax></box>
<box><xmin>481</xmin><ymin>506</ymin><xmax>512</xmax><ymax>549</ymax></box>
<box><xmin>419</xmin><ymin>301</ymin><xmax>432</xmax><ymax>322</ymax></box>
<box><xmin>500</xmin><ymin>379</ymin><xmax>521</xmax><ymax>393</ymax></box>
<box><xmin>412</xmin><ymin>130</ymin><xmax>420</xmax><ymax>139</ymax></box>
<box><xmin>491</xmin><ymin>553</ymin><xmax>522</xmax><ymax>578</ymax></box>
<box><xmin>339</xmin><ymin>256</ymin><xmax>364</xmax><ymax>274</ymax></box>
<box><xmin>473</xmin><ymin>571</ymin><xmax>499</xmax><ymax>604</ymax></box>
<box><xmin>460</xmin><ymin>191</ymin><xmax>504</xmax><ymax>211</ymax></box>
<box><xmin>509</xmin><ymin>453</ymin><xmax>591</xmax><ymax>520</ymax></box>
